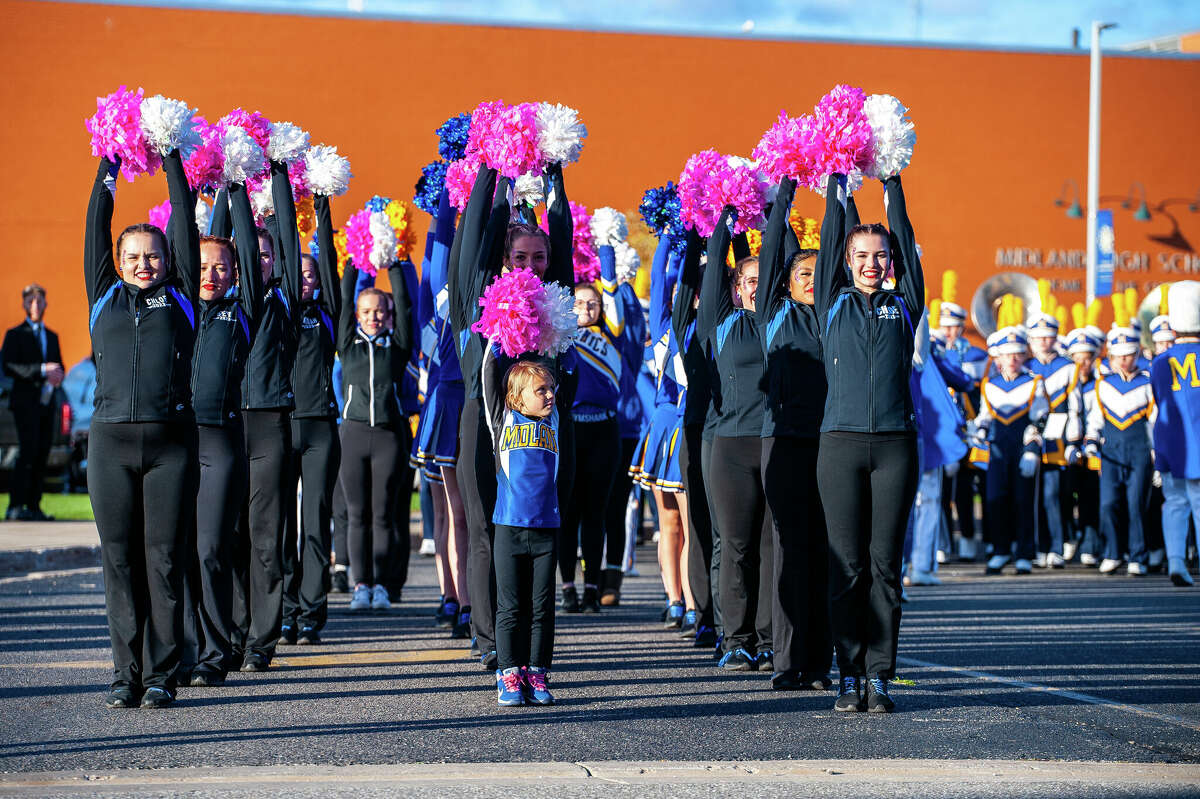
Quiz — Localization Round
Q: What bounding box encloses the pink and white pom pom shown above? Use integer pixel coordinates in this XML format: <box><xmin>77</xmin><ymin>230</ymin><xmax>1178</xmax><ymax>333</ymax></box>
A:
<box><xmin>303</xmin><ymin>145</ymin><xmax>352</xmax><ymax>197</ymax></box>
<box><xmin>862</xmin><ymin>94</ymin><xmax>916</xmax><ymax>181</ymax></box>
<box><xmin>541</xmin><ymin>201</ymin><xmax>599</xmax><ymax>282</ymax></box>
<box><xmin>343</xmin><ymin>209</ymin><xmax>375</xmax><ymax>276</ymax></box>
<box><xmin>445</xmin><ymin>159</ymin><xmax>481</xmax><ymax>211</ymax></box>
<box><xmin>86</xmin><ymin>86</ymin><xmax>160</xmax><ymax>182</ymax></box>
<box><xmin>368</xmin><ymin>210</ymin><xmax>398</xmax><ymax>274</ymax></box>
<box><xmin>533</xmin><ymin>281</ymin><xmax>580</xmax><ymax>356</ymax></box>
<box><xmin>147</xmin><ymin>200</ymin><xmax>171</xmax><ymax>232</ymax></box>
<box><xmin>139</xmin><ymin>94</ymin><xmax>202</xmax><ymax>160</ymax></box>
<box><xmin>752</xmin><ymin>111</ymin><xmax>817</xmax><ymax>185</ymax></box>
<box><xmin>466</xmin><ymin>101</ymin><xmax>542</xmax><ymax>181</ymax></box>
<box><xmin>246</xmin><ymin>175</ymin><xmax>274</xmax><ymax>222</ymax></box>
<box><xmin>218</xmin><ymin>109</ymin><xmax>272</xmax><ymax>154</ymax></box>
<box><xmin>220</xmin><ymin>126</ymin><xmax>267</xmax><ymax>186</ymax></box>
<box><xmin>678</xmin><ymin>150</ymin><xmax>767</xmax><ymax>237</ymax></box>
<box><xmin>184</xmin><ymin>117</ymin><xmax>225</xmax><ymax>192</ymax></box>
<box><xmin>471</xmin><ymin>268</ymin><xmax>545</xmax><ymax>357</ymax></box>
<box><xmin>803</xmin><ymin>85</ymin><xmax>874</xmax><ymax>196</ymax></box>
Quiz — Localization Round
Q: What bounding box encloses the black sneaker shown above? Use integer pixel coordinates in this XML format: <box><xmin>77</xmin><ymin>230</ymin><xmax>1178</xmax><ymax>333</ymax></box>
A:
<box><xmin>280</xmin><ymin>623</ymin><xmax>298</xmax><ymax>645</ymax></box>
<box><xmin>189</xmin><ymin>670</ymin><xmax>226</xmax><ymax>687</ymax></box>
<box><xmin>481</xmin><ymin>650</ymin><xmax>498</xmax><ymax>671</ymax></box>
<box><xmin>678</xmin><ymin>609</ymin><xmax>698</xmax><ymax>638</ymax></box>
<box><xmin>755</xmin><ymin>649</ymin><xmax>774</xmax><ymax>672</ymax></box>
<box><xmin>694</xmin><ymin>624</ymin><xmax>717</xmax><ymax>648</ymax></box>
<box><xmin>770</xmin><ymin>670</ymin><xmax>806</xmax><ymax>690</ymax></box>
<box><xmin>717</xmin><ymin>648</ymin><xmax>755</xmax><ymax>671</ymax></box>
<box><xmin>866</xmin><ymin>677</ymin><xmax>896</xmax><ymax>713</ymax></box>
<box><xmin>331</xmin><ymin>569</ymin><xmax>349</xmax><ymax>594</ymax></box>
<box><xmin>664</xmin><ymin>601</ymin><xmax>685</xmax><ymax>629</ymax></box>
<box><xmin>834</xmin><ymin>676</ymin><xmax>865</xmax><ymax>712</ymax></box>
<box><xmin>240</xmin><ymin>653</ymin><xmax>269</xmax><ymax>672</ymax></box>
<box><xmin>105</xmin><ymin>686</ymin><xmax>138</xmax><ymax>709</ymax></box>
<box><xmin>580</xmin><ymin>587</ymin><xmax>601</xmax><ymax>613</ymax></box>
<box><xmin>451</xmin><ymin>607</ymin><xmax>472</xmax><ymax>639</ymax></box>
<box><xmin>438</xmin><ymin>598</ymin><xmax>459</xmax><ymax>628</ymax></box>
<box><xmin>139</xmin><ymin>687</ymin><xmax>174</xmax><ymax>709</ymax></box>
<box><xmin>561</xmin><ymin>586</ymin><xmax>581</xmax><ymax>613</ymax></box>
<box><xmin>297</xmin><ymin>626</ymin><xmax>320</xmax><ymax>645</ymax></box>
<box><xmin>801</xmin><ymin>673</ymin><xmax>833</xmax><ymax>691</ymax></box>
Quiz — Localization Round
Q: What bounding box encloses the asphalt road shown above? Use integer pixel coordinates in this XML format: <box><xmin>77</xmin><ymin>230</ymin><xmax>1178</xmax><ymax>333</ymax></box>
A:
<box><xmin>0</xmin><ymin>552</ymin><xmax>1197</xmax><ymax>796</ymax></box>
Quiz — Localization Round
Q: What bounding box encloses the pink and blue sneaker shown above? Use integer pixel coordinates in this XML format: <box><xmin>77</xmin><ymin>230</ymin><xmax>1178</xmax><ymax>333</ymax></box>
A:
<box><xmin>523</xmin><ymin>666</ymin><xmax>554</xmax><ymax>706</ymax></box>
<box><xmin>496</xmin><ymin>667</ymin><xmax>525</xmax><ymax>706</ymax></box>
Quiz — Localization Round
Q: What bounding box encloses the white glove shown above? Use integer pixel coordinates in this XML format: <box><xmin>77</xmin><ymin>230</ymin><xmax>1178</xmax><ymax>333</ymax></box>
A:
<box><xmin>1065</xmin><ymin>446</ymin><xmax>1081</xmax><ymax>466</ymax></box>
<box><xmin>944</xmin><ymin>460</ymin><xmax>960</xmax><ymax>478</ymax></box>
<box><xmin>1153</xmin><ymin>470</ymin><xmax>1162</xmax><ymax>488</ymax></box>
<box><xmin>1084</xmin><ymin>442</ymin><xmax>1100</xmax><ymax>460</ymax></box>
<box><xmin>1019</xmin><ymin>451</ymin><xmax>1039</xmax><ymax>478</ymax></box>
<box><xmin>966</xmin><ymin>421</ymin><xmax>986</xmax><ymax>449</ymax></box>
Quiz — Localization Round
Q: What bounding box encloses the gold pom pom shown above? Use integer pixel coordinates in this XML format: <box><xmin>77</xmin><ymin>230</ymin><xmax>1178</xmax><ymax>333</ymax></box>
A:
<box><xmin>1071</xmin><ymin>301</ymin><xmax>1085</xmax><ymax>330</ymax></box>
<box><xmin>942</xmin><ymin>270</ymin><xmax>958</xmax><ymax>304</ymax></box>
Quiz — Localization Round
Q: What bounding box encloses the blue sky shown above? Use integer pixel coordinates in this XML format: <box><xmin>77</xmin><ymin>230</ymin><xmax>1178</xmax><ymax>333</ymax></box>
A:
<box><xmin>80</xmin><ymin>0</ymin><xmax>1200</xmax><ymax>49</ymax></box>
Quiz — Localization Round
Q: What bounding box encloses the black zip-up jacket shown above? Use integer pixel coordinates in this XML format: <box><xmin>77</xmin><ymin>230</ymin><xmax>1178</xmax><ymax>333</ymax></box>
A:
<box><xmin>241</xmin><ymin>159</ymin><xmax>301</xmax><ymax>410</ymax></box>
<box><xmin>190</xmin><ymin>183</ymin><xmax>263</xmax><ymax>425</ymax></box>
<box><xmin>448</xmin><ymin>162</ymin><xmax>572</xmax><ymax>402</ymax></box>
<box><xmin>291</xmin><ymin>194</ymin><xmax>341</xmax><ymax>418</ymax></box>
<box><xmin>756</xmin><ymin>177</ymin><xmax>826</xmax><ymax>439</ymax></box>
<box><xmin>697</xmin><ymin>208</ymin><xmax>767</xmax><ymax>439</ymax></box>
<box><xmin>338</xmin><ymin>260</ymin><xmax>413</xmax><ymax>429</ymax></box>
<box><xmin>815</xmin><ymin>173</ymin><xmax>924</xmax><ymax>434</ymax></box>
<box><xmin>85</xmin><ymin>151</ymin><xmax>199</xmax><ymax>424</ymax></box>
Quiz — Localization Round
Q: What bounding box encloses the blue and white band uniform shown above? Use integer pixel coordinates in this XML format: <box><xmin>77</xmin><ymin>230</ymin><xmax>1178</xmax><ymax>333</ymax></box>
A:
<box><xmin>1028</xmin><ymin>352</ymin><xmax>1075</xmax><ymax>463</ymax></box>
<box><xmin>1152</xmin><ymin>342</ymin><xmax>1200</xmax><ymax>479</ymax></box>
<box><xmin>976</xmin><ymin>367</ymin><xmax>1049</xmax><ymax>451</ymax></box>
<box><xmin>1087</xmin><ymin>369</ymin><xmax>1156</xmax><ymax>453</ymax></box>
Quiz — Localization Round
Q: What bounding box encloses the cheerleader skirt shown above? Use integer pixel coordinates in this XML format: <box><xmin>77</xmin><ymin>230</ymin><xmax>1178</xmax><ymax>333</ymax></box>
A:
<box><xmin>410</xmin><ymin>379</ymin><xmax>465</xmax><ymax>483</ymax></box>
<box><xmin>629</xmin><ymin>403</ymin><xmax>685</xmax><ymax>493</ymax></box>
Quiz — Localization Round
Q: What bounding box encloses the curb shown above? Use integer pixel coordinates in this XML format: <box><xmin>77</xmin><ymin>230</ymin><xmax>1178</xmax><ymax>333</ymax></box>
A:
<box><xmin>0</xmin><ymin>545</ymin><xmax>101</xmax><ymax>578</ymax></box>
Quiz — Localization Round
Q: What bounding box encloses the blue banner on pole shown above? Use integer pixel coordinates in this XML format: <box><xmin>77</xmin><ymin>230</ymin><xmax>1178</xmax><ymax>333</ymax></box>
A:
<box><xmin>1095</xmin><ymin>209</ymin><xmax>1114</xmax><ymax>298</ymax></box>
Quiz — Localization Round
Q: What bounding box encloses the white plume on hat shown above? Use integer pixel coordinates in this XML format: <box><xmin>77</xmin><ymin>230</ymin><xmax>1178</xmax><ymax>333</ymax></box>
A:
<box><xmin>1168</xmin><ymin>281</ymin><xmax>1200</xmax><ymax>334</ymax></box>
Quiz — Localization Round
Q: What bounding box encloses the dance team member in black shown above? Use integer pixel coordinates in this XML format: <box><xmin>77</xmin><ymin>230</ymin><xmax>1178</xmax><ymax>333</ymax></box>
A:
<box><xmin>814</xmin><ymin>172</ymin><xmax>923</xmax><ymax>713</ymax></box>
<box><xmin>85</xmin><ymin>149</ymin><xmax>199</xmax><ymax>709</ymax></box>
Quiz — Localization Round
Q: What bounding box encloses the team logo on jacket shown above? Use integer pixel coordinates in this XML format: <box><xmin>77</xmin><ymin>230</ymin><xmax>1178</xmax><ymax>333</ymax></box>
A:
<box><xmin>215</xmin><ymin>309</ymin><xmax>236</xmax><ymax>323</ymax></box>
<box><xmin>877</xmin><ymin>306</ymin><xmax>900</xmax><ymax>320</ymax></box>
<box><xmin>145</xmin><ymin>295</ymin><xmax>169</xmax><ymax>310</ymax></box>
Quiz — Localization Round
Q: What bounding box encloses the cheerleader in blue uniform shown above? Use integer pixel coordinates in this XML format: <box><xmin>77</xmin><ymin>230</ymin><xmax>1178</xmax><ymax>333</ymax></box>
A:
<box><xmin>412</xmin><ymin>192</ymin><xmax>471</xmax><ymax>636</ymax></box>
<box><xmin>974</xmin><ymin>328</ymin><xmax>1049</xmax><ymax>575</ymax></box>
<box><xmin>558</xmin><ymin>243</ymin><xmax>626</xmax><ymax>613</ymax></box>
<box><xmin>1026</xmin><ymin>312</ymin><xmax>1077</xmax><ymax>568</ymax></box>
<box><xmin>1086</xmin><ymin>326</ymin><xmax>1156</xmax><ymax>576</ymax></box>
<box><xmin>630</xmin><ymin>236</ymin><xmax>693</xmax><ymax>626</ymax></box>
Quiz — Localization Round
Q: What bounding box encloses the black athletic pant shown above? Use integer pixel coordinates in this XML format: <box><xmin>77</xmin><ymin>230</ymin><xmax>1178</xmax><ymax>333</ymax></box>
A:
<box><xmin>332</xmin><ymin>477</ymin><xmax>348</xmax><ymax>569</ymax></box>
<box><xmin>679</xmin><ymin>423</ymin><xmax>714</xmax><ymax>627</ymax></box>
<box><xmin>763</xmin><ymin>436</ymin><xmax>832</xmax><ymax>677</ymax></box>
<box><xmin>942</xmin><ymin>458</ymin><xmax>979</xmax><ymax>540</ymax></box>
<box><xmin>817</xmin><ymin>431</ymin><xmax>918</xmax><ymax>680</ymax></box>
<box><xmin>560</xmin><ymin>416</ymin><xmax>619</xmax><ymax>586</ymax></box>
<box><xmin>711</xmin><ymin>435</ymin><xmax>773</xmax><ymax>655</ymax></box>
<box><xmin>385</xmin><ymin>452</ymin><xmax>415</xmax><ymax>598</ymax></box>
<box><xmin>494</xmin><ymin>524</ymin><xmax>557</xmax><ymax>670</ymax></box>
<box><xmin>339</xmin><ymin>419</ymin><xmax>403</xmax><ymax>586</ymax></box>
<box><xmin>90</xmin><ymin>420</ymin><xmax>198</xmax><ymax>692</ymax></box>
<box><xmin>187</xmin><ymin>421</ymin><xmax>246</xmax><ymax>676</ymax></box>
<box><xmin>283</xmin><ymin>417</ymin><xmax>340</xmax><ymax>630</ymax></box>
<box><xmin>604</xmin><ymin>436</ymin><xmax>638</xmax><ymax>570</ymax></box>
<box><xmin>232</xmin><ymin>409</ymin><xmax>290</xmax><ymax>662</ymax></box>
<box><xmin>460</xmin><ymin>397</ymin><xmax>498</xmax><ymax>655</ymax></box>
<box><xmin>700</xmin><ymin>434</ymin><xmax>723</xmax><ymax>635</ymax></box>
<box><xmin>11</xmin><ymin>402</ymin><xmax>53</xmax><ymax>512</ymax></box>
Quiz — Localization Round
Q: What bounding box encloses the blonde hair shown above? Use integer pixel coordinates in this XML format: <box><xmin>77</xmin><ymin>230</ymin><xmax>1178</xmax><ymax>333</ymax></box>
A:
<box><xmin>504</xmin><ymin>360</ymin><xmax>556</xmax><ymax>412</ymax></box>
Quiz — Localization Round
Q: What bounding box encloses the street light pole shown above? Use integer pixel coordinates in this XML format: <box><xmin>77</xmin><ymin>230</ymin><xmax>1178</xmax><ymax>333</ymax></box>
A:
<box><xmin>1086</xmin><ymin>20</ymin><xmax>1117</xmax><ymax>306</ymax></box>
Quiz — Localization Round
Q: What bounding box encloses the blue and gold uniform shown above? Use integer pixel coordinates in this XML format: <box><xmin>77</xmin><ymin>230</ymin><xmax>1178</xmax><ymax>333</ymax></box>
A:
<box><xmin>1027</xmin><ymin>312</ymin><xmax>1077</xmax><ymax>563</ymax></box>
<box><xmin>1152</xmin><ymin>328</ymin><xmax>1200</xmax><ymax>583</ymax></box>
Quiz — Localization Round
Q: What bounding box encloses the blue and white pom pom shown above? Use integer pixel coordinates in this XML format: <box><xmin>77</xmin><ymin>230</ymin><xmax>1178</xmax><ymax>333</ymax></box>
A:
<box><xmin>862</xmin><ymin>94</ymin><xmax>916</xmax><ymax>181</ymax></box>
<box><xmin>267</xmin><ymin>121</ymin><xmax>310</xmax><ymax>164</ymax></box>
<box><xmin>221</xmin><ymin>126</ymin><xmax>267</xmax><ymax>185</ymax></box>
<box><xmin>303</xmin><ymin>144</ymin><xmax>353</xmax><ymax>196</ymax></box>
<box><xmin>139</xmin><ymin>94</ymin><xmax>202</xmax><ymax>158</ymax></box>
<box><xmin>536</xmin><ymin>103</ymin><xmax>587</xmax><ymax>166</ymax></box>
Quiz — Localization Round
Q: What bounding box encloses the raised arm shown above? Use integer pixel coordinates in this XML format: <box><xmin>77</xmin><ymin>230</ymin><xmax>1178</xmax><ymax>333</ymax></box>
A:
<box><xmin>544</xmin><ymin>162</ymin><xmax>572</xmax><ymax>289</ymax></box>
<box><xmin>884</xmin><ymin>175</ymin><xmax>925</xmax><ymax>319</ymax></box>
<box><xmin>670</xmin><ymin>229</ymin><xmax>703</xmax><ymax>348</ymax></box>
<box><xmin>813</xmin><ymin>173</ymin><xmax>850</xmax><ymax>323</ymax></box>
<box><xmin>429</xmin><ymin>189</ymin><xmax>456</xmax><ymax>316</ymax></box>
<box><xmin>449</xmin><ymin>165</ymin><xmax>498</xmax><ymax>333</ymax></box>
<box><xmin>698</xmin><ymin>207</ymin><xmax>735</xmax><ymax>344</ymax></box>
<box><xmin>481</xmin><ymin>342</ymin><xmax>506</xmax><ymax>452</ymax></box>
<box><xmin>338</xmin><ymin>259</ymin><xmax>359</xmax><ymax>351</ymax></box>
<box><xmin>164</xmin><ymin>150</ymin><xmax>199</xmax><ymax>301</ymax></box>
<box><xmin>468</xmin><ymin>177</ymin><xmax>512</xmax><ymax>306</ymax></box>
<box><xmin>756</xmin><ymin>177</ymin><xmax>795</xmax><ymax>326</ymax></box>
<box><xmin>270</xmin><ymin>159</ymin><xmax>303</xmax><ymax>313</ymax></box>
<box><xmin>314</xmin><ymin>193</ymin><xmax>340</xmax><ymax>320</ymax></box>
<box><xmin>210</xmin><ymin>188</ymin><xmax>232</xmax><ymax>238</ymax></box>
<box><xmin>229</xmin><ymin>183</ymin><xmax>264</xmax><ymax>327</ymax></box>
<box><xmin>85</xmin><ymin>158</ymin><xmax>118</xmax><ymax>308</ymax></box>
<box><xmin>596</xmin><ymin>245</ymin><xmax>625</xmax><ymax>339</ymax></box>
<box><xmin>388</xmin><ymin>261</ymin><xmax>415</xmax><ymax>364</ymax></box>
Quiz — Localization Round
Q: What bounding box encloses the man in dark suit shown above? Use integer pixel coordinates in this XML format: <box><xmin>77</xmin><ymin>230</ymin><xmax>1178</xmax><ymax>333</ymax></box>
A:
<box><xmin>2</xmin><ymin>284</ymin><xmax>63</xmax><ymax>521</ymax></box>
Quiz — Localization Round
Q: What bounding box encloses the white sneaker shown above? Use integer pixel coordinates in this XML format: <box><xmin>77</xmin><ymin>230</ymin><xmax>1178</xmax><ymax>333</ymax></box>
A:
<box><xmin>909</xmin><ymin>568</ymin><xmax>941</xmax><ymax>586</ymax></box>
<box><xmin>936</xmin><ymin>550</ymin><xmax>948</xmax><ymax>565</ymax></box>
<box><xmin>1099</xmin><ymin>558</ymin><xmax>1123</xmax><ymax>574</ymax></box>
<box><xmin>349</xmin><ymin>583</ymin><xmax>372</xmax><ymax>611</ymax></box>
<box><xmin>1063</xmin><ymin>540</ymin><xmax>1078</xmax><ymax>561</ymax></box>
<box><xmin>1015</xmin><ymin>559</ymin><xmax>1033</xmax><ymax>574</ymax></box>
<box><xmin>1080</xmin><ymin>553</ymin><xmax>1098</xmax><ymax>566</ymax></box>
<box><xmin>419</xmin><ymin>538</ymin><xmax>436</xmax><ymax>557</ymax></box>
<box><xmin>1034</xmin><ymin>553</ymin><xmax>1048</xmax><ymax>568</ymax></box>
<box><xmin>370</xmin><ymin>584</ymin><xmax>391</xmax><ymax>610</ymax></box>
<box><xmin>1148</xmin><ymin>548</ymin><xmax>1165</xmax><ymax>569</ymax></box>
<box><xmin>1046</xmin><ymin>553</ymin><xmax>1066</xmax><ymax>569</ymax></box>
<box><xmin>1127</xmin><ymin>562</ymin><xmax>1147</xmax><ymax>576</ymax></box>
